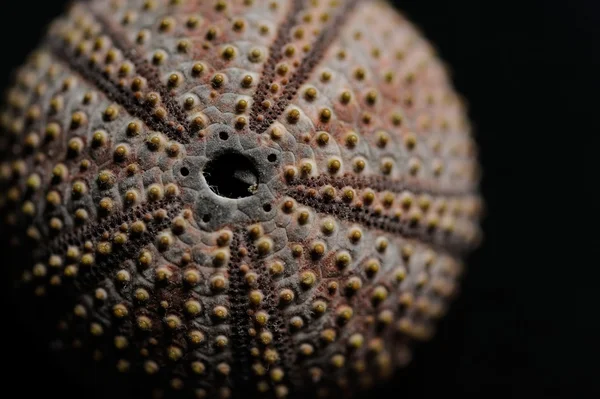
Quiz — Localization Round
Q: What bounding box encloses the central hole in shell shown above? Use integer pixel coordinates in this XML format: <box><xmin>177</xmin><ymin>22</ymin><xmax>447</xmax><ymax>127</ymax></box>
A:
<box><xmin>204</xmin><ymin>152</ymin><xmax>259</xmax><ymax>199</ymax></box>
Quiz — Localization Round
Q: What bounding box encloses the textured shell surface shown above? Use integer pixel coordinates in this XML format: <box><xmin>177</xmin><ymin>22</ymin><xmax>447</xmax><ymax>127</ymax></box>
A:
<box><xmin>0</xmin><ymin>0</ymin><xmax>483</xmax><ymax>398</ymax></box>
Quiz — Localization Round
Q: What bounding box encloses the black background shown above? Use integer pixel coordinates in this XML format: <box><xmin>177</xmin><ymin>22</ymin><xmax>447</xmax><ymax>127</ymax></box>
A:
<box><xmin>0</xmin><ymin>1</ymin><xmax>593</xmax><ymax>398</ymax></box>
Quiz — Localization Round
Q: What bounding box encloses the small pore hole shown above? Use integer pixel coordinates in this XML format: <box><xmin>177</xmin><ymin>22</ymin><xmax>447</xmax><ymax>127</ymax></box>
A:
<box><xmin>202</xmin><ymin>214</ymin><xmax>211</xmax><ymax>222</ymax></box>
<box><xmin>267</xmin><ymin>154</ymin><xmax>277</xmax><ymax>162</ymax></box>
<box><xmin>263</xmin><ymin>204</ymin><xmax>272</xmax><ymax>212</ymax></box>
<box><xmin>219</xmin><ymin>131</ymin><xmax>229</xmax><ymax>140</ymax></box>
<box><xmin>180</xmin><ymin>167</ymin><xmax>189</xmax><ymax>176</ymax></box>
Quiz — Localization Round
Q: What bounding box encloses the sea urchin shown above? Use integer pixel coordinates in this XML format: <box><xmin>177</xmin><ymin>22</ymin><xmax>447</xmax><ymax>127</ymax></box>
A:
<box><xmin>0</xmin><ymin>0</ymin><xmax>482</xmax><ymax>398</ymax></box>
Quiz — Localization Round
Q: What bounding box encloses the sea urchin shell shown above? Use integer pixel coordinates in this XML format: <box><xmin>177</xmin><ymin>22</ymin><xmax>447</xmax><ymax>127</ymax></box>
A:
<box><xmin>0</xmin><ymin>0</ymin><xmax>482</xmax><ymax>398</ymax></box>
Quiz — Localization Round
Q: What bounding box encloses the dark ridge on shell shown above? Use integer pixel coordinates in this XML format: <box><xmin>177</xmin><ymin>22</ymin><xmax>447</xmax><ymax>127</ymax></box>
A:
<box><xmin>86</xmin><ymin>4</ymin><xmax>191</xmax><ymax>142</ymax></box>
<box><xmin>227</xmin><ymin>230</ymin><xmax>254</xmax><ymax>392</ymax></box>
<box><xmin>287</xmin><ymin>184</ymin><xmax>471</xmax><ymax>254</ymax></box>
<box><xmin>288</xmin><ymin>174</ymin><xmax>471</xmax><ymax>197</ymax></box>
<box><xmin>249</xmin><ymin>0</ymin><xmax>305</xmax><ymax>134</ymax></box>
<box><xmin>48</xmin><ymin>8</ymin><xmax>190</xmax><ymax>143</ymax></box>
<box><xmin>48</xmin><ymin>39</ymin><xmax>189</xmax><ymax>144</ymax></box>
<box><xmin>251</xmin><ymin>0</ymin><xmax>362</xmax><ymax>135</ymax></box>
<box><xmin>32</xmin><ymin>198</ymin><xmax>183</xmax><ymax>301</ymax></box>
<box><xmin>253</xmin><ymin>243</ymin><xmax>298</xmax><ymax>389</ymax></box>
<box><xmin>228</xmin><ymin>226</ymin><xmax>298</xmax><ymax>393</ymax></box>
